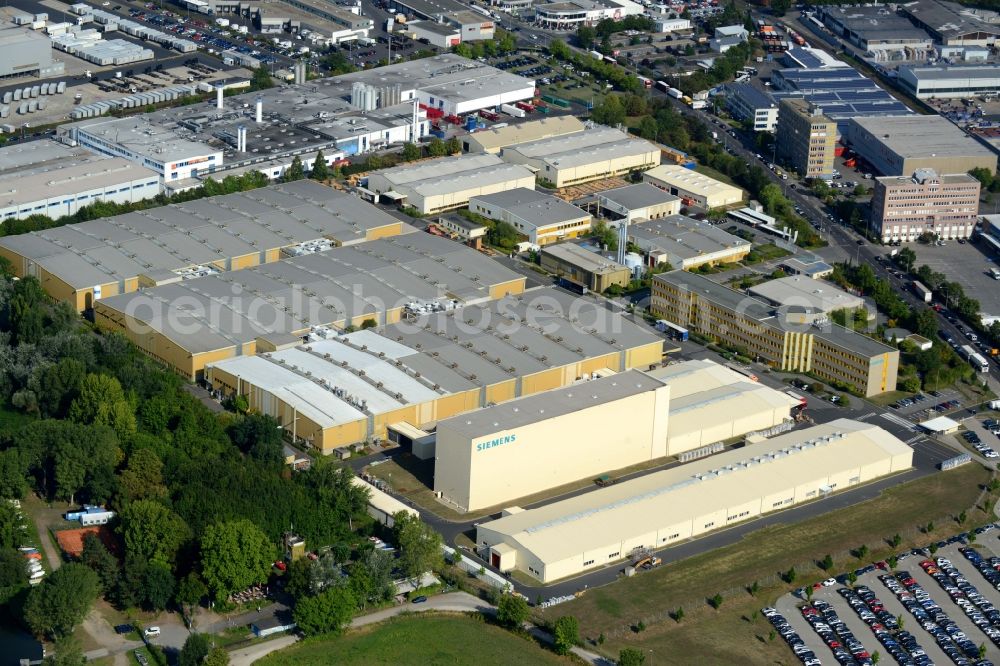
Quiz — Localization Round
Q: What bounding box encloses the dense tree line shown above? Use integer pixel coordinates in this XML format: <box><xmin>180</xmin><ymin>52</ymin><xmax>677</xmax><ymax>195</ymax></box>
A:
<box><xmin>0</xmin><ymin>275</ymin><xmax>374</xmax><ymax>640</ymax></box>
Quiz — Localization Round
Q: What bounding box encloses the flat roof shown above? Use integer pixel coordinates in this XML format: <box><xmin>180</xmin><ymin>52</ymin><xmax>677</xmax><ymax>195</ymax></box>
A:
<box><xmin>369</xmin><ymin>153</ymin><xmax>535</xmax><ymax>197</ymax></box>
<box><xmin>0</xmin><ymin>141</ymin><xmax>160</xmax><ymax>209</ymax></box>
<box><xmin>504</xmin><ymin>126</ymin><xmax>657</xmax><ymax>169</ymax></box>
<box><xmin>597</xmin><ymin>183</ymin><xmax>680</xmax><ymax>211</ymax></box>
<box><xmin>479</xmin><ymin>419</ymin><xmax>911</xmax><ymax>565</ymax></box>
<box><xmin>748</xmin><ymin>276</ymin><xmax>865</xmax><ymax>313</ymax></box>
<box><xmin>645</xmin><ymin>358</ymin><xmax>755</xmax><ymax>399</ymax></box>
<box><xmin>466</xmin><ymin>116</ymin><xmax>585</xmax><ymax>153</ymax></box>
<box><xmin>726</xmin><ymin>82</ymin><xmax>777</xmax><ymax>110</ymax></box>
<box><xmin>903</xmin><ymin>64</ymin><xmax>1000</xmax><ymax>80</ymax></box>
<box><xmin>207</xmin><ymin>287</ymin><xmax>662</xmax><ymax>420</ymax></box>
<box><xmin>65</xmin><ymin>115</ymin><xmax>217</xmax><ymax>164</ymax></box>
<box><xmin>337</xmin><ymin>53</ymin><xmax>534</xmax><ymax>105</ymax></box>
<box><xmin>643</xmin><ymin>165</ymin><xmax>744</xmax><ymax>198</ymax></box>
<box><xmin>99</xmin><ymin>232</ymin><xmax>525</xmax><ymax>354</ymax></box>
<box><xmin>392</xmin><ymin>0</ymin><xmax>466</xmax><ymax>18</ymax></box>
<box><xmin>470</xmin><ymin>188</ymin><xmax>590</xmax><ymax>230</ymax></box>
<box><xmin>848</xmin><ymin>115</ymin><xmax>996</xmax><ymax>161</ymax></box>
<box><xmin>408</xmin><ymin>20</ymin><xmax>460</xmax><ymax>36</ymax></box>
<box><xmin>543</xmin><ymin>243</ymin><xmax>629</xmax><ymax>275</ymax></box>
<box><xmin>654</xmin><ymin>271</ymin><xmax>897</xmax><ymax>358</ymax></box>
<box><xmin>627</xmin><ymin>214</ymin><xmax>750</xmax><ymax>263</ymax></box>
<box><xmin>0</xmin><ymin>181</ymin><xmax>402</xmax><ymax>290</ymax></box>
<box><xmin>437</xmin><ymin>370</ymin><xmax>664</xmax><ymax>439</ymax></box>
<box><xmin>903</xmin><ymin>0</ymin><xmax>1000</xmax><ymax>39</ymax></box>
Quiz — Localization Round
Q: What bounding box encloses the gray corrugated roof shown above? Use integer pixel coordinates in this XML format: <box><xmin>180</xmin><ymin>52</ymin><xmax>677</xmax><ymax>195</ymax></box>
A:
<box><xmin>0</xmin><ymin>181</ymin><xmax>401</xmax><ymax>289</ymax></box>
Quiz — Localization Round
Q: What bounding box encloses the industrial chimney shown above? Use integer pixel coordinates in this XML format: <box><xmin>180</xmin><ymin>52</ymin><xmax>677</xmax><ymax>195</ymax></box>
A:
<box><xmin>237</xmin><ymin>125</ymin><xmax>247</xmax><ymax>152</ymax></box>
<box><xmin>216</xmin><ymin>85</ymin><xmax>223</xmax><ymax>110</ymax></box>
<box><xmin>255</xmin><ymin>96</ymin><xmax>263</xmax><ymax>123</ymax></box>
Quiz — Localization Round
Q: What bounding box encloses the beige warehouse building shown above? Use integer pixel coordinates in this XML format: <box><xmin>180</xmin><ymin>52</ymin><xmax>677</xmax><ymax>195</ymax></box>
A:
<box><xmin>643</xmin><ymin>165</ymin><xmax>745</xmax><ymax>209</ymax></box>
<box><xmin>95</xmin><ymin>233</ymin><xmax>526</xmax><ymax>380</ymax></box>
<box><xmin>205</xmin><ymin>288</ymin><xmax>665</xmax><ymax>453</ymax></box>
<box><xmin>468</xmin><ymin>188</ymin><xmax>593</xmax><ymax>246</ymax></box>
<box><xmin>462</xmin><ymin>116</ymin><xmax>586</xmax><ymax>154</ymax></box>
<box><xmin>434</xmin><ymin>371</ymin><xmax>671</xmax><ymax>512</ymax></box>
<box><xmin>499</xmin><ymin>126</ymin><xmax>660</xmax><ymax>188</ymax></box>
<box><xmin>477</xmin><ymin>418</ymin><xmax>913</xmax><ymax>583</ymax></box>
<box><xmin>647</xmin><ymin>359</ymin><xmax>798</xmax><ymax>455</ymax></box>
<box><xmin>365</xmin><ymin>153</ymin><xmax>536</xmax><ymax>215</ymax></box>
<box><xmin>0</xmin><ymin>181</ymin><xmax>404</xmax><ymax>311</ymax></box>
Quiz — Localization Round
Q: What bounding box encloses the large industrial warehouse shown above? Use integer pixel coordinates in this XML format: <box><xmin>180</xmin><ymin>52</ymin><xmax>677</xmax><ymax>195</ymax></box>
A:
<box><xmin>647</xmin><ymin>359</ymin><xmax>799</xmax><ymax>455</ymax></box>
<box><xmin>498</xmin><ymin>126</ymin><xmax>660</xmax><ymax>188</ymax></box>
<box><xmin>364</xmin><ymin>153</ymin><xmax>536</xmax><ymax>215</ymax></box>
<box><xmin>476</xmin><ymin>419</ymin><xmax>913</xmax><ymax>583</ymax></box>
<box><xmin>0</xmin><ymin>181</ymin><xmax>405</xmax><ymax>311</ymax></box>
<box><xmin>625</xmin><ymin>214</ymin><xmax>752</xmax><ymax>270</ymax></box>
<box><xmin>846</xmin><ymin>115</ymin><xmax>997</xmax><ymax>176</ymax></box>
<box><xmin>434</xmin><ymin>371</ymin><xmax>671</xmax><ymax>512</ymax></box>
<box><xmin>204</xmin><ymin>288</ymin><xmax>665</xmax><ymax>452</ymax></box>
<box><xmin>94</xmin><ymin>232</ymin><xmax>527</xmax><ymax>380</ymax></box>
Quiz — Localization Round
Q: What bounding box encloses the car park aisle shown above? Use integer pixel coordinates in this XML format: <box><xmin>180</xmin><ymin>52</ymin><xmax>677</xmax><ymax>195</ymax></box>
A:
<box><xmin>864</xmin><ymin>570</ymin><xmax>954</xmax><ymax>665</ymax></box>
<box><xmin>945</xmin><ymin>543</ymin><xmax>1000</xmax><ymax>611</ymax></box>
<box><xmin>775</xmin><ymin>592</ymin><xmax>838</xmax><ymax>663</ymax></box>
<box><xmin>907</xmin><ymin>560</ymin><xmax>997</xmax><ymax>659</ymax></box>
<box><xmin>809</xmin><ymin>586</ymin><xmax>885</xmax><ymax>660</ymax></box>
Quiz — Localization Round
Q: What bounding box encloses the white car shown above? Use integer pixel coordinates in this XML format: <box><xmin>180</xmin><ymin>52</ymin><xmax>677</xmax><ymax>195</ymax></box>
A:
<box><xmin>822</xmin><ymin>578</ymin><xmax>837</xmax><ymax>587</ymax></box>
<box><xmin>143</xmin><ymin>627</ymin><xmax>160</xmax><ymax>638</ymax></box>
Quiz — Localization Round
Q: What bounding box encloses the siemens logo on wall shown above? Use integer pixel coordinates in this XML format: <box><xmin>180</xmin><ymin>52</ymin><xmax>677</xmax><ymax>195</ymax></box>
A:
<box><xmin>475</xmin><ymin>434</ymin><xmax>517</xmax><ymax>452</ymax></box>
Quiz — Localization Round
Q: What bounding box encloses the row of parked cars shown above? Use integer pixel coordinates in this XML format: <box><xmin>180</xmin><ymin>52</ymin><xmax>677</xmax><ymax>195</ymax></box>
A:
<box><xmin>880</xmin><ymin>570</ymin><xmax>983</xmax><ymax>665</ymax></box>
<box><xmin>761</xmin><ymin>606</ymin><xmax>820</xmax><ymax>666</ymax></box>
<box><xmin>961</xmin><ymin>430</ymin><xmax>999</xmax><ymax>459</ymax></box>
<box><xmin>801</xmin><ymin>598</ymin><xmax>873</xmax><ymax>666</ymax></box>
<box><xmin>921</xmin><ymin>556</ymin><xmax>1000</xmax><ymax>648</ymax></box>
<box><xmin>840</xmin><ymin>585</ymin><xmax>929</xmax><ymax>666</ymax></box>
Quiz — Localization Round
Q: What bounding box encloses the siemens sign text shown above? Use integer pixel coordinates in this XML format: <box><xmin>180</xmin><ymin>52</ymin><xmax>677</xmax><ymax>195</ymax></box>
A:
<box><xmin>476</xmin><ymin>434</ymin><xmax>517</xmax><ymax>452</ymax></box>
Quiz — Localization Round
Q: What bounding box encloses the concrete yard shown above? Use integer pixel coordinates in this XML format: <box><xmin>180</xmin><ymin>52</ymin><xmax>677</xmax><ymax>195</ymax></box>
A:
<box><xmin>906</xmin><ymin>237</ymin><xmax>1000</xmax><ymax>317</ymax></box>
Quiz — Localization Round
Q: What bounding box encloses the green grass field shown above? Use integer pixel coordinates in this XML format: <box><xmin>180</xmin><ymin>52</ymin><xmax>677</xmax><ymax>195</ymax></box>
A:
<box><xmin>539</xmin><ymin>463</ymin><xmax>993</xmax><ymax>664</ymax></box>
<box><xmin>257</xmin><ymin>613</ymin><xmax>572</xmax><ymax>665</ymax></box>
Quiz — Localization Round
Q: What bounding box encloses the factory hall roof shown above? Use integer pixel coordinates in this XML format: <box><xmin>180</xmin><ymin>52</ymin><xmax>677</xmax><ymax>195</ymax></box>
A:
<box><xmin>0</xmin><ymin>181</ymin><xmax>402</xmax><ymax>290</ymax></box>
<box><xmin>470</xmin><ymin>188</ymin><xmax>590</xmax><ymax>229</ymax></box>
<box><xmin>478</xmin><ymin>419</ymin><xmax>910</xmax><ymax>565</ymax></box>
<box><xmin>903</xmin><ymin>0</ymin><xmax>1000</xmax><ymax>40</ymax></box>
<box><xmin>465</xmin><ymin>116</ymin><xmax>585</xmax><ymax>153</ymax></box>
<box><xmin>369</xmin><ymin>153</ymin><xmax>535</xmax><ymax>197</ymax></box>
<box><xmin>747</xmin><ymin>276</ymin><xmax>865</xmax><ymax>314</ymax></box>
<box><xmin>438</xmin><ymin>370</ymin><xmax>665</xmax><ymax>438</ymax></box>
<box><xmin>502</xmin><ymin>126</ymin><xmax>657</xmax><ymax>168</ymax></box>
<box><xmin>626</xmin><ymin>214</ymin><xmax>750</xmax><ymax>263</ymax></box>
<box><xmin>98</xmin><ymin>232</ymin><xmax>525</xmax><ymax>355</ymax></box>
<box><xmin>206</xmin><ymin>287</ymin><xmax>663</xmax><ymax>422</ymax></box>
<box><xmin>542</xmin><ymin>243</ymin><xmax>629</xmax><ymax>275</ymax></box>
<box><xmin>848</xmin><ymin>114</ymin><xmax>997</xmax><ymax>160</ymax></box>
<box><xmin>597</xmin><ymin>183</ymin><xmax>681</xmax><ymax>211</ymax></box>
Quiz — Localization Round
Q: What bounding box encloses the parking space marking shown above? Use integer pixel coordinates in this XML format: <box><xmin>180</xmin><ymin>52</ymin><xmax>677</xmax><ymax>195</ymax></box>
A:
<box><xmin>856</xmin><ymin>411</ymin><xmax>878</xmax><ymax>421</ymax></box>
<box><xmin>880</xmin><ymin>412</ymin><xmax>918</xmax><ymax>431</ymax></box>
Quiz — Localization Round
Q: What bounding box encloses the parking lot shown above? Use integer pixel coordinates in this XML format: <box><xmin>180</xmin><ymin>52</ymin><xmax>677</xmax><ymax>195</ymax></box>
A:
<box><xmin>772</xmin><ymin>526</ymin><xmax>1000</xmax><ymax>665</ymax></box>
<box><xmin>908</xmin><ymin>239</ymin><xmax>1000</xmax><ymax>319</ymax></box>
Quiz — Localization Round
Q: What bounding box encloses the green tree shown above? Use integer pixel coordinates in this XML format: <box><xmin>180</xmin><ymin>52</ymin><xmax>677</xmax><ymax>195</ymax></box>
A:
<box><xmin>68</xmin><ymin>374</ymin><xmax>135</xmax><ymax>442</ymax></box>
<box><xmin>310</xmin><ymin>150</ymin><xmax>330</xmax><ymax>181</ymax></box>
<box><xmin>497</xmin><ymin>593</ymin><xmax>530</xmax><ymax>628</ymax></box>
<box><xmin>175</xmin><ymin>573</ymin><xmax>208</xmax><ymax>620</ymax></box>
<box><xmin>427</xmin><ymin>138</ymin><xmax>448</xmax><ymax>157</ymax></box>
<box><xmin>36</xmin><ymin>358</ymin><xmax>86</xmax><ymax>418</ymax></box>
<box><xmin>292</xmin><ymin>586</ymin><xmax>357</xmax><ymax>636</ymax></box>
<box><xmin>119</xmin><ymin>500</ymin><xmax>190</xmax><ymax>568</ymax></box>
<box><xmin>896</xmin><ymin>247</ymin><xmax>917</xmax><ymax>273</ymax></box>
<box><xmin>23</xmin><ymin>563</ymin><xmax>99</xmax><ymax>640</ymax></box>
<box><xmin>179</xmin><ymin>633</ymin><xmax>212</xmax><ymax>666</ymax></box>
<box><xmin>890</xmin><ymin>533</ymin><xmax>902</xmax><ymax>548</ymax></box>
<box><xmin>118</xmin><ymin>448</ymin><xmax>167</xmax><ymax>502</ymax></box>
<box><xmin>709</xmin><ymin>593</ymin><xmax>724</xmax><ymax>609</ymax></box>
<box><xmin>392</xmin><ymin>512</ymin><xmax>443</xmax><ymax>582</ymax></box>
<box><xmin>348</xmin><ymin>548</ymin><xmax>394</xmax><ymax>610</ymax></box>
<box><xmin>284</xmin><ymin>156</ymin><xmax>305</xmax><ymax>182</ymax></box>
<box><xmin>673</xmin><ymin>606</ymin><xmax>684</xmax><ymax>622</ymax></box>
<box><xmin>577</xmin><ymin>25</ymin><xmax>597</xmax><ymax>48</ymax></box>
<box><xmin>229</xmin><ymin>413</ymin><xmax>283</xmax><ymax>464</ymax></box>
<box><xmin>143</xmin><ymin>561</ymin><xmax>176</xmax><ymax>611</ymax></box>
<box><xmin>0</xmin><ymin>548</ymin><xmax>27</xmax><ymax>606</ymax></box>
<box><xmin>42</xmin><ymin>637</ymin><xmax>86</xmax><ymax>666</ymax></box>
<box><xmin>820</xmin><ymin>554</ymin><xmax>834</xmax><ymax>571</ymax></box>
<box><xmin>251</xmin><ymin>66</ymin><xmax>274</xmax><ymax>91</ymax></box>
<box><xmin>204</xmin><ymin>648</ymin><xmax>230</xmax><ymax>666</ymax></box>
<box><xmin>591</xmin><ymin>95</ymin><xmax>626</xmax><ymax>126</ymax></box>
<box><xmin>486</xmin><ymin>220</ymin><xmax>520</xmax><ymax>251</ymax></box>
<box><xmin>444</xmin><ymin>137</ymin><xmax>462</xmax><ymax>155</ymax></box>
<box><xmin>200</xmin><ymin>519</ymin><xmax>275</xmax><ymax>600</ymax></box>
<box><xmin>552</xmin><ymin>615</ymin><xmax>579</xmax><ymax>655</ymax></box>
<box><xmin>402</xmin><ymin>143</ymin><xmax>422</xmax><ymax>161</ymax></box>
<box><xmin>618</xmin><ymin>648</ymin><xmax>646</xmax><ymax>666</ymax></box>
<box><xmin>80</xmin><ymin>533</ymin><xmax>118</xmax><ymax>594</ymax></box>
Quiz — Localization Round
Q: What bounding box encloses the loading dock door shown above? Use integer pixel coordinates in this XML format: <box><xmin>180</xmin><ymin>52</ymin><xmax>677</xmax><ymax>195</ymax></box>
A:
<box><xmin>491</xmin><ymin>552</ymin><xmax>500</xmax><ymax>568</ymax></box>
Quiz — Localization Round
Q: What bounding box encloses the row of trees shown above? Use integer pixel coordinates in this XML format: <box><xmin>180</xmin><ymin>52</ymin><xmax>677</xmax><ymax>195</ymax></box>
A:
<box><xmin>0</xmin><ymin>274</ymin><xmax>381</xmax><ymax>642</ymax></box>
<box><xmin>453</xmin><ymin>30</ymin><xmax>517</xmax><ymax>60</ymax></box>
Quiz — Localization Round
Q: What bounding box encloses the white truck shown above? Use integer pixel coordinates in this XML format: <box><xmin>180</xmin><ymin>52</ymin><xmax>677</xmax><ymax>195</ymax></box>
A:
<box><xmin>500</xmin><ymin>103</ymin><xmax>526</xmax><ymax>118</ymax></box>
<box><xmin>912</xmin><ymin>280</ymin><xmax>932</xmax><ymax>304</ymax></box>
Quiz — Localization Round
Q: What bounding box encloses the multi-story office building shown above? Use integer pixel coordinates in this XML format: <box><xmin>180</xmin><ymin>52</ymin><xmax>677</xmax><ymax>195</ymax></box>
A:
<box><xmin>775</xmin><ymin>98</ymin><xmax>837</xmax><ymax>180</ymax></box>
<box><xmin>651</xmin><ymin>271</ymin><xmax>899</xmax><ymax>396</ymax></box>
<box><xmin>725</xmin><ymin>83</ymin><xmax>779</xmax><ymax>132</ymax></box>
<box><xmin>871</xmin><ymin>168</ymin><xmax>980</xmax><ymax>243</ymax></box>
